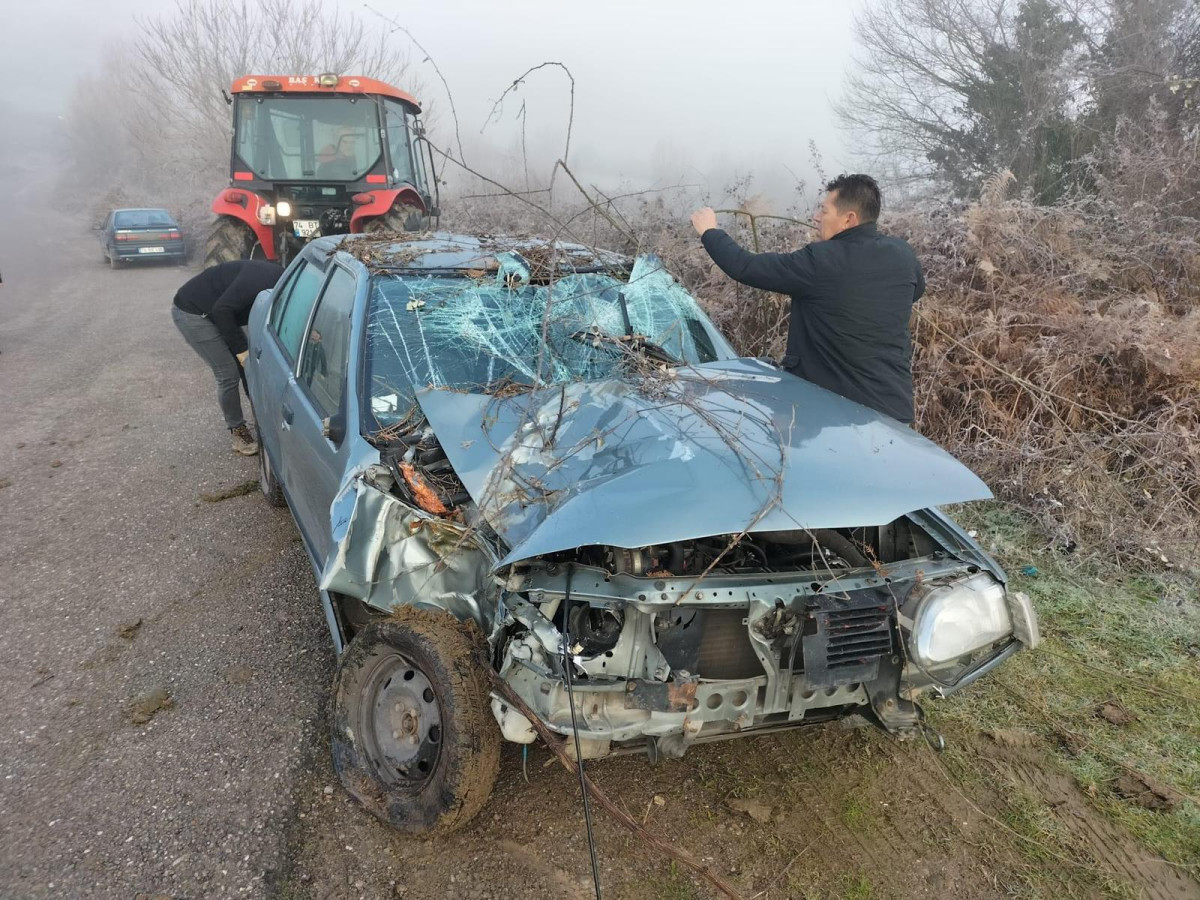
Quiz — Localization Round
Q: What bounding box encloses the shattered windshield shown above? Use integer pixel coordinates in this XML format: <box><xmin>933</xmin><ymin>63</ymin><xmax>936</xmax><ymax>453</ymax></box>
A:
<box><xmin>365</xmin><ymin>256</ymin><xmax>735</xmax><ymax>426</ymax></box>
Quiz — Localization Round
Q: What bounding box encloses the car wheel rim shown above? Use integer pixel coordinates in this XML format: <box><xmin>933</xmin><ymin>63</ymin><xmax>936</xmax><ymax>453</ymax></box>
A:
<box><xmin>360</xmin><ymin>650</ymin><xmax>443</xmax><ymax>787</ymax></box>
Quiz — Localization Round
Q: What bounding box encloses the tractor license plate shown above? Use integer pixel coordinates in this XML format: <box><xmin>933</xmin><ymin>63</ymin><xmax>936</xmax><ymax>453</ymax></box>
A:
<box><xmin>138</xmin><ymin>246</ymin><xmax>165</xmax><ymax>253</ymax></box>
<box><xmin>293</xmin><ymin>219</ymin><xmax>320</xmax><ymax>238</ymax></box>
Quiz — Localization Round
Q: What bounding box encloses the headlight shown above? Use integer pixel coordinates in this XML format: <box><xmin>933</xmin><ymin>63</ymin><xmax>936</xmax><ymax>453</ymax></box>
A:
<box><xmin>276</xmin><ymin>200</ymin><xmax>292</xmax><ymax>218</ymax></box>
<box><xmin>909</xmin><ymin>573</ymin><xmax>1013</xmax><ymax>670</ymax></box>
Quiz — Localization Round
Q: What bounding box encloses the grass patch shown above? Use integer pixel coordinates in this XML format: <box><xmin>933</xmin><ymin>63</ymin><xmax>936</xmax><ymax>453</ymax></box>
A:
<box><xmin>837</xmin><ymin>872</ymin><xmax>875</xmax><ymax>900</ymax></box>
<box><xmin>936</xmin><ymin>741</ymin><xmax>1140</xmax><ymax>898</ymax></box>
<box><xmin>933</xmin><ymin>501</ymin><xmax>1200</xmax><ymax>876</ymax></box>
<box><xmin>841</xmin><ymin>796</ymin><xmax>873</xmax><ymax>831</ymax></box>
<box><xmin>644</xmin><ymin>862</ymin><xmax>697</xmax><ymax>900</ymax></box>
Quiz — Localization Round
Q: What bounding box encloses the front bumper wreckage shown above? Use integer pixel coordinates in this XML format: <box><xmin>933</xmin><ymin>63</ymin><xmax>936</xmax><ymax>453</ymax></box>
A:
<box><xmin>489</xmin><ymin>561</ymin><xmax>1038</xmax><ymax>759</ymax></box>
<box><xmin>321</xmin><ymin>477</ymin><xmax>1038</xmax><ymax>760</ymax></box>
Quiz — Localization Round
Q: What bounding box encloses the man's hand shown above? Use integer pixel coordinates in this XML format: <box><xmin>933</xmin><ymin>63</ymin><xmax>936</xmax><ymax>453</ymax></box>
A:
<box><xmin>691</xmin><ymin>207</ymin><xmax>718</xmax><ymax>236</ymax></box>
<box><xmin>236</xmin><ymin>350</ymin><xmax>249</xmax><ymax>365</ymax></box>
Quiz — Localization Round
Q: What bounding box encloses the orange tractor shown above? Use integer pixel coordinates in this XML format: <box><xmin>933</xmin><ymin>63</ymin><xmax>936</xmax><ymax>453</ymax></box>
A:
<box><xmin>205</xmin><ymin>73</ymin><xmax>439</xmax><ymax>266</ymax></box>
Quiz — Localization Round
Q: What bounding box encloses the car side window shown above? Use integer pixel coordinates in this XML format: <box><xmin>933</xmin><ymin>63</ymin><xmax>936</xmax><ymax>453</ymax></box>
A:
<box><xmin>298</xmin><ymin>265</ymin><xmax>356</xmax><ymax>417</ymax></box>
<box><xmin>267</xmin><ymin>263</ymin><xmax>302</xmax><ymax>328</ymax></box>
<box><xmin>270</xmin><ymin>260</ymin><xmax>328</xmax><ymax>362</ymax></box>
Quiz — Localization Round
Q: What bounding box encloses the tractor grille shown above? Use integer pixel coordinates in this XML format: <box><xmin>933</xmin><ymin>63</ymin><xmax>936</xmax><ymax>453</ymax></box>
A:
<box><xmin>825</xmin><ymin>605</ymin><xmax>893</xmax><ymax>669</ymax></box>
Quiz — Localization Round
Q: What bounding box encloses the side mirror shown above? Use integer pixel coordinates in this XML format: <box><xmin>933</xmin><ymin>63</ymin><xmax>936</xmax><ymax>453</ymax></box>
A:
<box><xmin>321</xmin><ymin>414</ymin><xmax>346</xmax><ymax>445</ymax></box>
<box><xmin>92</xmin><ymin>223</ymin><xmax>103</xmax><ymax>231</ymax></box>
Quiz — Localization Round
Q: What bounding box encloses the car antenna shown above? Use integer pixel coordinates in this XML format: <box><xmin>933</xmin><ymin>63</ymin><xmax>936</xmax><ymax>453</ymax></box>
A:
<box><xmin>561</xmin><ymin>563</ymin><xmax>604</xmax><ymax>900</ymax></box>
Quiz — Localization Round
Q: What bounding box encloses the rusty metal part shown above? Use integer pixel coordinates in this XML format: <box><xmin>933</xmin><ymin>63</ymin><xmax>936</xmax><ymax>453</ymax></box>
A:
<box><xmin>623</xmin><ymin>679</ymin><xmax>698</xmax><ymax>713</ymax></box>
<box><xmin>399</xmin><ymin>461</ymin><xmax>449</xmax><ymax>514</ymax></box>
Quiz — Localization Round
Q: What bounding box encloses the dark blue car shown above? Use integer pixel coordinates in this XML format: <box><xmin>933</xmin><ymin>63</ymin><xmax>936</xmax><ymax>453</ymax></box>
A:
<box><xmin>98</xmin><ymin>208</ymin><xmax>186</xmax><ymax>268</ymax></box>
<box><xmin>245</xmin><ymin>232</ymin><xmax>1038</xmax><ymax>835</ymax></box>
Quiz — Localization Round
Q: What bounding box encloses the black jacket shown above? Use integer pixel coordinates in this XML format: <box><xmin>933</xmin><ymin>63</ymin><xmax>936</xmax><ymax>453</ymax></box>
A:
<box><xmin>701</xmin><ymin>222</ymin><xmax>924</xmax><ymax>423</ymax></box>
<box><xmin>173</xmin><ymin>260</ymin><xmax>285</xmax><ymax>356</ymax></box>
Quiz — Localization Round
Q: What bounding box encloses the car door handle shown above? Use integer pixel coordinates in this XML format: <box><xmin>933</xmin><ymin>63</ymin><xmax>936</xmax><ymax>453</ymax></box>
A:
<box><xmin>281</xmin><ymin>403</ymin><xmax>294</xmax><ymax>425</ymax></box>
<box><xmin>255</xmin><ymin>347</ymin><xmax>262</xmax><ymax>360</ymax></box>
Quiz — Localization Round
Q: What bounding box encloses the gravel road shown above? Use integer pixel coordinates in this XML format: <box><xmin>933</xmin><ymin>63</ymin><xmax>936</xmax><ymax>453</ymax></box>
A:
<box><xmin>0</xmin><ymin>169</ymin><xmax>332</xmax><ymax>898</ymax></box>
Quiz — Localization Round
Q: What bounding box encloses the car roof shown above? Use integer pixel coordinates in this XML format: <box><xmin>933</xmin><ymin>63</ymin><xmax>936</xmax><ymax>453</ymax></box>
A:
<box><xmin>311</xmin><ymin>232</ymin><xmax>631</xmax><ymax>275</ymax></box>
<box><xmin>112</xmin><ymin>208</ymin><xmax>174</xmax><ymax>216</ymax></box>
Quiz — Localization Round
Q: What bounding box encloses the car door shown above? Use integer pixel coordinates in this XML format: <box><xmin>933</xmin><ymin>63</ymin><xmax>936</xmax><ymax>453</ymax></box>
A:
<box><xmin>279</xmin><ymin>262</ymin><xmax>360</xmax><ymax>564</ymax></box>
<box><xmin>100</xmin><ymin>213</ymin><xmax>112</xmax><ymax>255</ymax></box>
<box><xmin>251</xmin><ymin>256</ymin><xmax>331</xmax><ymax>534</ymax></box>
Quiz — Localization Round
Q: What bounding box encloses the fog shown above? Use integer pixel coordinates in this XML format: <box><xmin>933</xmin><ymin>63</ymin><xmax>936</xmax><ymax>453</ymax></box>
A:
<box><xmin>1</xmin><ymin>0</ymin><xmax>861</xmax><ymax>201</ymax></box>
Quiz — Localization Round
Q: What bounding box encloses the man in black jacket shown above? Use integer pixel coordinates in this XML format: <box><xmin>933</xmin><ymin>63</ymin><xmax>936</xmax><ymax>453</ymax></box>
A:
<box><xmin>171</xmin><ymin>259</ymin><xmax>284</xmax><ymax>455</ymax></box>
<box><xmin>692</xmin><ymin>174</ymin><xmax>924</xmax><ymax>424</ymax></box>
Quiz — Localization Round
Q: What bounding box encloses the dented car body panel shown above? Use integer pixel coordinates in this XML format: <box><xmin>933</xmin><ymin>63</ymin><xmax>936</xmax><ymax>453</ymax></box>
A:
<box><xmin>319</xmin><ymin>476</ymin><xmax>504</xmax><ymax>642</ymax></box>
<box><xmin>414</xmin><ymin>357</ymin><xmax>992</xmax><ymax>567</ymax></box>
<box><xmin>247</xmin><ymin>232</ymin><xmax>1038</xmax><ymax>767</ymax></box>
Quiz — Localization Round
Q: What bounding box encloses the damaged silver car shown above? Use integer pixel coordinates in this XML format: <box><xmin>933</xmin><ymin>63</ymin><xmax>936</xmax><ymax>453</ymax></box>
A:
<box><xmin>245</xmin><ymin>232</ymin><xmax>1039</xmax><ymax>834</ymax></box>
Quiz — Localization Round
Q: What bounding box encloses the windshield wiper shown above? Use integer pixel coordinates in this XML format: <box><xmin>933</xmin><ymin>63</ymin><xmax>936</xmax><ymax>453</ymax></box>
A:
<box><xmin>569</xmin><ymin>328</ymin><xmax>682</xmax><ymax>366</ymax></box>
<box><xmin>617</xmin><ymin>291</ymin><xmax>633</xmax><ymax>337</ymax></box>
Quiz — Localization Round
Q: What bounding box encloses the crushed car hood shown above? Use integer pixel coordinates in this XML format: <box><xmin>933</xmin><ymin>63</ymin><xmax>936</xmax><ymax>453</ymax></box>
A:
<box><xmin>415</xmin><ymin>358</ymin><xmax>991</xmax><ymax>566</ymax></box>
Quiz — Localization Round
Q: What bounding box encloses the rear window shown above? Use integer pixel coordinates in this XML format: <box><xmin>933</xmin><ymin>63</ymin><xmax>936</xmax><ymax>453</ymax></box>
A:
<box><xmin>114</xmin><ymin>210</ymin><xmax>175</xmax><ymax>228</ymax></box>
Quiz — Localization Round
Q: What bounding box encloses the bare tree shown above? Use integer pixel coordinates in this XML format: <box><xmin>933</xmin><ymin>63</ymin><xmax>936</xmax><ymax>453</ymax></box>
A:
<box><xmin>131</xmin><ymin>0</ymin><xmax>421</xmax><ymax>135</ymax></box>
<box><xmin>841</xmin><ymin>0</ymin><xmax>1200</xmax><ymax>200</ymax></box>
<box><xmin>839</xmin><ymin>0</ymin><xmax>1093</xmax><ymax>197</ymax></box>
<box><xmin>62</xmin><ymin>0</ymin><xmax>425</xmax><ymax>229</ymax></box>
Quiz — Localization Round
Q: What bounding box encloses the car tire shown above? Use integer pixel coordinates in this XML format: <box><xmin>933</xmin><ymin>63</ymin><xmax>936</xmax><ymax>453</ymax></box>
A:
<box><xmin>331</xmin><ymin>611</ymin><xmax>500</xmax><ymax>835</ymax></box>
<box><xmin>363</xmin><ymin>203</ymin><xmax>427</xmax><ymax>234</ymax></box>
<box><xmin>109</xmin><ymin>252</ymin><xmax>121</xmax><ymax>270</ymax></box>
<box><xmin>258</xmin><ymin>440</ymin><xmax>287</xmax><ymax>508</ymax></box>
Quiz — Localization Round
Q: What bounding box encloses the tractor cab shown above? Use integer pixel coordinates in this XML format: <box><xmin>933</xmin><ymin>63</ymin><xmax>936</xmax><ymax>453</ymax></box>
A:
<box><xmin>205</xmin><ymin>74</ymin><xmax>439</xmax><ymax>266</ymax></box>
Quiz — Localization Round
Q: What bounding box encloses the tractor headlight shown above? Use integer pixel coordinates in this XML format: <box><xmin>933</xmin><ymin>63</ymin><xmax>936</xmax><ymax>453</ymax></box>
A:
<box><xmin>276</xmin><ymin>200</ymin><xmax>292</xmax><ymax>218</ymax></box>
<box><xmin>908</xmin><ymin>573</ymin><xmax>1013</xmax><ymax>671</ymax></box>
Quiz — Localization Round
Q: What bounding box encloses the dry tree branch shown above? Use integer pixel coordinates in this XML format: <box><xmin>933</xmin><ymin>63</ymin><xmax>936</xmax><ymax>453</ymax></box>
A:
<box><xmin>363</xmin><ymin>2</ymin><xmax>467</xmax><ymax>163</ymax></box>
<box><xmin>487</xmin><ymin>671</ymin><xmax>746</xmax><ymax>900</ymax></box>
<box><xmin>483</xmin><ymin>61</ymin><xmax>576</xmax><ymax>165</ymax></box>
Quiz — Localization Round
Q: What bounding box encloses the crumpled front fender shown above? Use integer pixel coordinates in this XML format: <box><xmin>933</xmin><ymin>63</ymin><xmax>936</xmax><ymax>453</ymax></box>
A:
<box><xmin>319</xmin><ymin>475</ymin><xmax>503</xmax><ymax>643</ymax></box>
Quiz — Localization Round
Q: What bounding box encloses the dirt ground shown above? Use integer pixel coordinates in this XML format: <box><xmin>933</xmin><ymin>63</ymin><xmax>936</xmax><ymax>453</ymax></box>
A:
<box><xmin>0</xmin><ymin>161</ymin><xmax>1195</xmax><ymax>900</ymax></box>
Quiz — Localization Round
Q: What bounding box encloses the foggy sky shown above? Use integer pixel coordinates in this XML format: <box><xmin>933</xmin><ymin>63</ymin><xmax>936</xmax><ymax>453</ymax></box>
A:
<box><xmin>2</xmin><ymin>0</ymin><xmax>861</xmax><ymax>203</ymax></box>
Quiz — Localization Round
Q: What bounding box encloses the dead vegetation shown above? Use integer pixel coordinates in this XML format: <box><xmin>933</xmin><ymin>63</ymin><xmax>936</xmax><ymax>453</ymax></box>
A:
<box><xmin>442</xmin><ymin>168</ymin><xmax>1200</xmax><ymax>574</ymax></box>
<box><xmin>900</xmin><ymin>196</ymin><xmax>1200</xmax><ymax>571</ymax></box>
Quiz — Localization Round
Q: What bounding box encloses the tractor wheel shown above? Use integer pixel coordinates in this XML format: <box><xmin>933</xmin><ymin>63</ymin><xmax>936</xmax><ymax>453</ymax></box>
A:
<box><xmin>330</xmin><ymin>609</ymin><xmax>500</xmax><ymax>834</ymax></box>
<box><xmin>203</xmin><ymin>216</ymin><xmax>258</xmax><ymax>267</ymax></box>
<box><xmin>364</xmin><ymin>203</ymin><xmax>427</xmax><ymax>235</ymax></box>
